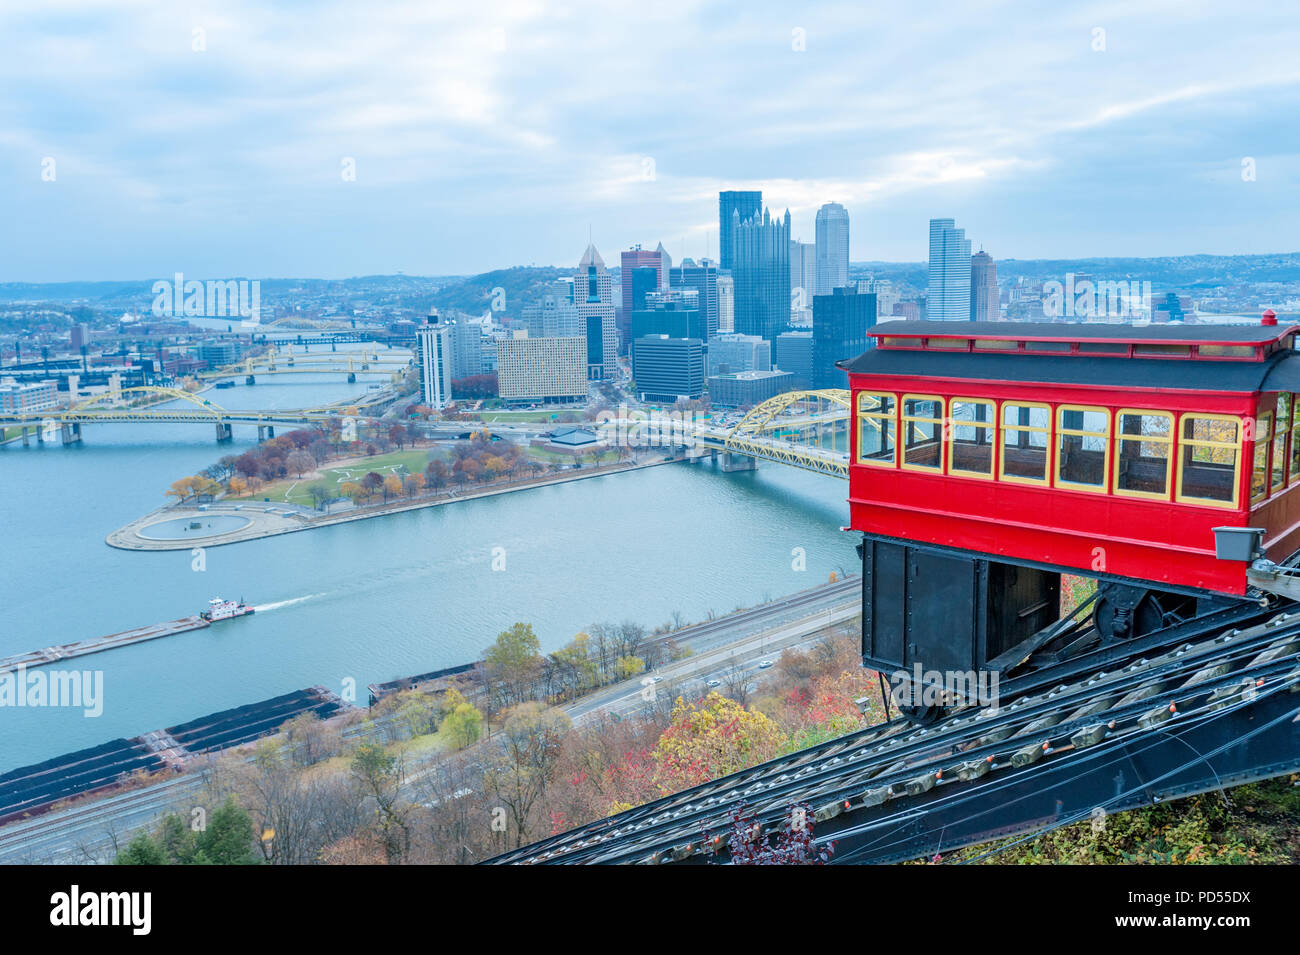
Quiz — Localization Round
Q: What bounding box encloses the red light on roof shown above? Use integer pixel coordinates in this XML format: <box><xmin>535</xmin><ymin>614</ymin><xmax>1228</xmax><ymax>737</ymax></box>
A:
<box><xmin>1263</xmin><ymin>309</ymin><xmax>1278</xmax><ymax>326</ymax></box>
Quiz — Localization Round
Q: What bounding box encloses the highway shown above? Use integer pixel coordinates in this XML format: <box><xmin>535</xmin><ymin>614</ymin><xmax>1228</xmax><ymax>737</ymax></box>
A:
<box><xmin>0</xmin><ymin>577</ymin><xmax>859</xmax><ymax>864</ymax></box>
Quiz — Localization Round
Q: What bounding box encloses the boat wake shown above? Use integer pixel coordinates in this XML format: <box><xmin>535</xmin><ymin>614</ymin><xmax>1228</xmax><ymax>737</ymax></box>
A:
<box><xmin>253</xmin><ymin>592</ymin><xmax>325</xmax><ymax>613</ymax></box>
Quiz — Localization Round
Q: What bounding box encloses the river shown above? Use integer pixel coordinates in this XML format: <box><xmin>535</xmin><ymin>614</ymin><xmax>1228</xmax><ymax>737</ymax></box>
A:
<box><xmin>0</xmin><ymin>355</ymin><xmax>853</xmax><ymax>772</ymax></box>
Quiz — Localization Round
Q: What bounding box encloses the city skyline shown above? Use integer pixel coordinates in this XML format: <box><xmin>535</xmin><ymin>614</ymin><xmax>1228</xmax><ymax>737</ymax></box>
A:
<box><xmin>4</xmin><ymin>1</ymin><xmax>1300</xmax><ymax>282</ymax></box>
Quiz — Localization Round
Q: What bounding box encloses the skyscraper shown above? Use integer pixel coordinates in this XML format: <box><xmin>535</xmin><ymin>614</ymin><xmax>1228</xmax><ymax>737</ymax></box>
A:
<box><xmin>811</xmin><ymin>287</ymin><xmax>875</xmax><ymax>390</ymax></box>
<box><xmin>631</xmin><ymin>288</ymin><xmax>705</xmax><ymax>341</ymax></box>
<box><xmin>732</xmin><ymin>206</ymin><xmax>791</xmax><ymax>343</ymax></box>
<box><xmin>927</xmin><ymin>218</ymin><xmax>972</xmax><ymax>321</ymax></box>
<box><xmin>717</xmin><ymin>274</ymin><xmax>734</xmax><ymax>333</ymax></box>
<box><xmin>970</xmin><ymin>250</ymin><xmax>998</xmax><ymax>323</ymax></box>
<box><xmin>574</xmin><ymin>244</ymin><xmax>617</xmax><ymax>378</ymax></box>
<box><xmin>620</xmin><ymin>245</ymin><xmax>663</xmax><ymax>315</ymax></box>
<box><xmin>814</xmin><ymin>202</ymin><xmax>850</xmax><ymax>296</ymax></box>
<box><xmin>654</xmin><ymin>242</ymin><xmax>673</xmax><ymax>287</ymax></box>
<box><xmin>789</xmin><ymin>240</ymin><xmax>816</xmax><ymax>310</ymax></box>
<box><xmin>718</xmin><ymin>190</ymin><xmax>762</xmax><ymax>271</ymax></box>
<box><xmin>416</xmin><ymin>312</ymin><xmax>453</xmax><ymax>409</ymax></box>
<box><xmin>669</xmin><ymin>257</ymin><xmax>720</xmax><ymax>340</ymax></box>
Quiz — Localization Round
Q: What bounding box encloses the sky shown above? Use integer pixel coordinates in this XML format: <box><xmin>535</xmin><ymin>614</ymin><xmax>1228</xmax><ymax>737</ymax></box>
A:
<box><xmin>2</xmin><ymin>0</ymin><xmax>1299</xmax><ymax>282</ymax></box>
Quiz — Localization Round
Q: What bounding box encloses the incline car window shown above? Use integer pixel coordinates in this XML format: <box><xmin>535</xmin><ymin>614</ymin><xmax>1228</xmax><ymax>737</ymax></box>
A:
<box><xmin>1056</xmin><ymin>406</ymin><xmax>1109</xmax><ymax>491</ymax></box>
<box><xmin>1252</xmin><ymin>412</ymin><xmax>1272</xmax><ymax>503</ymax></box>
<box><xmin>1177</xmin><ymin>415</ymin><xmax>1241</xmax><ymax>507</ymax></box>
<box><xmin>857</xmin><ymin>393</ymin><xmax>895</xmax><ymax>466</ymax></box>
<box><xmin>1114</xmin><ymin>411</ymin><xmax>1172</xmax><ymax>498</ymax></box>
<box><xmin>901</xmin><ymin>395</ymin><xmax>943</xmax><ymax>470</ymax></box>
<box><xmin>1000</xmin><ymin>402</ymin><xmax>1049</xmax><ymax>483</ymax></box>
<box><xmin>1272</xmin><ymin>394</ymin><xmax>1290</xmax><ymax>493</ymax></box>
<box><xmin>949</xmin><ymin>398</ymin><xmax>994</xmax><ymax>477</ymax></box>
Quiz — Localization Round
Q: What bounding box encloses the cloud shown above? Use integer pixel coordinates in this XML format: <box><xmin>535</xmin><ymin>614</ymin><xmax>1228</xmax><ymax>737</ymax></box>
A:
<box><xmin>1</xmin><ymin>0</ymin><xmax>1298</xmax><ymax>279</ymax></box>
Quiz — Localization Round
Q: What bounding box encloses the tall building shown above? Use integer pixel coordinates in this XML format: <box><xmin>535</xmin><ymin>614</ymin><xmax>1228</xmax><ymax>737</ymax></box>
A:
<box><xmin>970</xmin><ymin>250</ymin><xmax>998</xmax><ymax>323</ymax></box>
<box><xmin>70</xmin><ymin>323</ymin><xmax>91</xmax><ymax>351</ymax></box>
<box><xmin>859</xmin><ymin>277</ymin><xmax>899</xmax><ymax>319</ymax></box>
<box><xmin>654</xmin><ymin>242</ymin><xmax>673</xmax><ymax>287</ymax></box>
<box><xmin>812</xmin><ymin>287</ymin><xmax>876</xmax><ymax>390</ymax></box>
<box><xmin>632</xmin><ymin>335</ymin><xmax>705</xmax><ymax>402</ymax></box>
<box><xmin>631</xmin><ymin>289</ymin><xmax>705</xmax><ymax>342</ymax></box>
<box><xmin>927</xmin><ymin>218</ymin><xmax>972</xmax><ymax>321</ymax></box>
<box><xmin>718</xmin><ymin>190</ymin><xmax>762</xmax><ymax>270</ymax></box>
<box><xmin>732</xmin><ymin>206</ymin><xmax>791</xmax><ymax>343</ymax></box>
<box><xmin>574</xmin><ymin>244</ymin><xmax>617</xmax><ymax>378</ymax></box>
<box><xmin>814</xmin><ymin>202</ymin><xmax>850</xmax><ymax>295</ymax></box>
<box><xmin>774</xmin><ymin>330</ymin><xmax>813</xmax><ymax>389</ymax></box>
<box><xmin>522</xmin><ymin>283</ymin><xmax>582</xmax><ymax>338</ymax></box>
<box><xmin>619</xmin><ymin>245</ymin><xmax>664</xmax><ymax>353</ymax></box>
<box><xmin>669</xmin><ymin>258</ymin><xmax>720</xmax><ymax>340</ymax></box>
<box><xmin>789</xmin><ymin>240</ymin><xmax>816</xmax><ymax>310</ymax></box>
<box><xmin>495</xmin><ymin>334</ymin><xmax>587</xmax><ymax>404</ymax></box>
<box><xmin>707</xmin><ymin>333</ymin><xmax>770</xmax><ymax>377</ymax></box>
<box><xmin>416</xmin><ymin>313</ymin><xmax>453</xmax><ymax>409</ymax></box>
<box><xmin>708</xmin><ymin>369</ymin><xmax>794</xmax><ymax>407</ymax></box>
<box><xmin>717</xmin><ymin>274</ymin><xmax>735</xmax><ymax>333</ymax></box>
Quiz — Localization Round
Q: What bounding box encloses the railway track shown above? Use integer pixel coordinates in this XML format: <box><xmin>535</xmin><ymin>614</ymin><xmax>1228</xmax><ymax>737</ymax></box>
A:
<box><xmin>488</xmin><ymin>600</ymin><xmax>1300</xmax><ymax>865</ymax></box>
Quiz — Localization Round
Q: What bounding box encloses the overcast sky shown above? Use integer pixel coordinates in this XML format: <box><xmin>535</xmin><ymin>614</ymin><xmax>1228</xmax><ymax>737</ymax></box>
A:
<box><xmin>3</xmin><ymin>0</ymin><xmax>1298</xmax><ymax>282</ymax></box>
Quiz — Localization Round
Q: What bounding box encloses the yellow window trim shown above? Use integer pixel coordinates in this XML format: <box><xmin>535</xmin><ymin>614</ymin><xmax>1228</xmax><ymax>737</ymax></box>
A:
<box><xmin>1271</xmin><ymin>396</ymin><xmax>1291</xmax><ymax>492</ymax></box>
<box><xmin>856</xmin><ymin>391</ymin><xmax>897</xmax><ymax>467</ymax></box>
<box><xmin>1251</xmin><ymin>411</ymin><xmax>1272</xmax><ymax>503</ymax></box>
<box><xmin>946</xmin><ymin>397</ymin><xmax>996</xmax><ymax>480</ymax></box>
<box><xmin>1112</xmin><ymin>408</ymin><xmax>1173</xmax><ymax>501</ymax></box>
<box><xmin>1174</xmin><ymin>412</ymin><xmax>1242</xmax><ymax>509</ymax></box>
<box><xmin>1054</xmin><ymin>404</ymin><xmax>1111</xmax><ymax>494</ymax></box>
<box><xmin>998</xmin><ymin>400</ymin><xmax>1051</xmax><ymax>486</ymax></box>
<box><xmin>900</xmin><ymin>393</ymin><xmax>944</xmax><ymax>473</ymax></box>
<box><xmin>1289</xmin><ymin>391</ymin><xmax>1300</xmax><ymax>478</ymax></box>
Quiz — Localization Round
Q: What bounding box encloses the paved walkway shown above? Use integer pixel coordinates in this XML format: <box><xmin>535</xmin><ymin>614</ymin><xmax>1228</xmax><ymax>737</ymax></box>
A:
<box><xmin>107</xmin><ymin>457</ymin><xmax>679</xmax><ymax>551</ymax></box>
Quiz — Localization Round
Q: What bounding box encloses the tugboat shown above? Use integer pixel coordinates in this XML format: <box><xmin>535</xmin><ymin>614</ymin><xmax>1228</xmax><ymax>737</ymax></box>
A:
<box><xmin>200</xmin><ymin>597</ymin><xmax>255</xmax><ymax>622</ymax></box>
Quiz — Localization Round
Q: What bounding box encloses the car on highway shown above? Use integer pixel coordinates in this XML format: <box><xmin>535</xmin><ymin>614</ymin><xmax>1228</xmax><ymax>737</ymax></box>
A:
<box><xmin>706</xmin><ymin>679</ymin><xmax>722</xmax><ymax>688</ymax></box>
<box><xmin>757</xmin><ymin>660</ymin><xmax>774</xmax><ymax>669</ymax></box>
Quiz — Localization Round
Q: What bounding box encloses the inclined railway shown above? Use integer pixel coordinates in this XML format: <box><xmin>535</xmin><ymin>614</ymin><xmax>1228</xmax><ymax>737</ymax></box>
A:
<box><xmin>490</xmin><ymin>596</ymin><xmax>1300</xmax><ymax>864</ymax></box>
<box><xmin>491</xmin><ymin>316</ymin><xmax>1300</xmax><ymax>864</ymax></box>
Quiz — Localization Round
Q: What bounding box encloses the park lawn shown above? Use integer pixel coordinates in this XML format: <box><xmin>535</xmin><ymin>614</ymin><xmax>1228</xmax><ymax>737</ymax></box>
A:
<box><xmin>228</xmin><ymin>447</ymin><xmax>435</xmax><ymax>506</ymax></box>
<box><xmin>526</xmin><ymin>445</ymin><xmax>619</xmax><ymax>465</ymax></box>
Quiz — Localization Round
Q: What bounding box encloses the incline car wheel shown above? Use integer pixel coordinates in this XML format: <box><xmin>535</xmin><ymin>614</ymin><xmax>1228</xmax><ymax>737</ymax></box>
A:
<box><xmin>898</xmin><ymin>703</ymin><xmax>945</xmax><ymax>725</ymax></box>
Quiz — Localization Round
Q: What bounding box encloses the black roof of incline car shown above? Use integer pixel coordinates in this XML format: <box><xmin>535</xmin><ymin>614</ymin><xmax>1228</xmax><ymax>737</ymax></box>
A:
<box><xmin>861</xmin><ymin>320</ymin><xmax>1300</xmax><ymax>345</ymax></box>
<box><xmin>838</xmin><ymin>340</ymin><xmax>1300</xmax><ymax>394</ymax></box>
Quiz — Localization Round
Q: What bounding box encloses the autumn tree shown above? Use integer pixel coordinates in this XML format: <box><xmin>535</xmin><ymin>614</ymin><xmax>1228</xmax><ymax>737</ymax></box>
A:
<box><xmin>651</xmin><ymin>692</ymin><xmax>786</xmax><ymax>795</ymax></box>
<box><xmin>287</xmin><ymin>450</ymin><xmax>315</xmax><ymax>478</ymax></box>
<box><xmin>439</xmin><ymin>689</ymin><xmax>484</xmax><ymax>750</ymax></box>
<box><xmin>350</xmin><ymin>742</ymin><xmax>411</xmax><ymax>863</ymax></box>
<box><xmin>484</xmin><ymin>623</ymin><xmax>543</xmax><ymax>708</ymax></box>
<box><xmin>483</xmin><ymin>702</ymin><xmax>572</xmax><ymax>847</ymax></box>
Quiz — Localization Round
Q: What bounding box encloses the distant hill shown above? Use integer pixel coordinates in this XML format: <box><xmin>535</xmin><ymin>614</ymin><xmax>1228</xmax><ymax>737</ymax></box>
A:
<box><xmin>4</xmin><ymin>251</ymin><xmax>1299</xmax><ymax>310</ymax></box>
<box><xmin>851</xmin><ymin>251</ymin><xmax>1300</xmax><ymax>292</ymax></box>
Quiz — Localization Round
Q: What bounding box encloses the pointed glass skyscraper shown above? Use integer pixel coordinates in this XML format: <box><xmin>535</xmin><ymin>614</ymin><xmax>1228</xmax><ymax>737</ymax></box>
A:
<box><xmin>732</xmin><ymin>206</ymin><xmax>791</xmax><ymax>342</ymax></box>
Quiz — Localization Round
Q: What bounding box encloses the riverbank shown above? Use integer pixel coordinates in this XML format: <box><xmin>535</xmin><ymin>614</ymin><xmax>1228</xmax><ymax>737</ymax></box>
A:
<box><xmin>107</xmin><ymin>455</ymin><xmax>683</xmax><ymax>550</ymax></box>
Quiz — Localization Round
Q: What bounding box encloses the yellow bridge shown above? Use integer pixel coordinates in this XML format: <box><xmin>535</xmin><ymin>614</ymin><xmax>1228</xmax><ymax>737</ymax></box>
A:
<box><xmin>0</xmin><ymin>386</ymin><xmax>354</xmax><ymax>444</ymax></box>
<box><xmin>683</xmin><ymin>390</ymin><xmax>851</xmax><ymax>478</ymax></box>
<box><xmin>202</xmin><ymin>344</ymin><xmax>412</xmax><ymax>379</ymax></box>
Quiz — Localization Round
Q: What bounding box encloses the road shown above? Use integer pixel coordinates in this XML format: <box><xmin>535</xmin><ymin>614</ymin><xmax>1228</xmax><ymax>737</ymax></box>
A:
<box><xmin>0</xmin><ymin>577</ymin><xmax>859</xmax><ymax>864</ymax></box>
